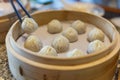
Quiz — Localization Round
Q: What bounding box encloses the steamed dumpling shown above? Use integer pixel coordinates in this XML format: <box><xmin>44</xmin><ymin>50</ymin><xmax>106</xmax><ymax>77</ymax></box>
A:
<box><xmin>24</xmin><ymin>35</ymin><xmax>42</xmax><ymax>52</ymax></box>
<box><xmin>21</xmin><ymin>18</ymin><xmax>38</xmax><ymax>34</ymax></box>
<box><xmin>47</xmin><ymin>19</ymin><xmax>62</xmax><ymax>34</ymax></box>
<box><xmin>39</xmin><ymin>46</ymin><xmax>57</xmax><ymax>56</ymax></box>
<box><xmin>62</xmin><ymin>28</ymin><xmax>78</xmax><ymax>43</ymax></box>
<box><xmin>67</xmin><ymin>49</ymin><xmax>85</xmax><ymax>57</ymax></box>
<box><xmin>87</xmin><ymin>28</ymin><xmax>105</xmax><ymax>42</ymax></box>
<box><xmin>71</xmin><ymin>20</ymin><xmax>86</xmax><ymax>34</ymax></box>
<box><xmin>52</xmin><ymin>35</ymin><xmax>69</xmax><ymax>53</ymax></box>
<box><xmin>87</xmin><ymin>40</ymin><xmax>106</xmax><ymax>53</ymax></box>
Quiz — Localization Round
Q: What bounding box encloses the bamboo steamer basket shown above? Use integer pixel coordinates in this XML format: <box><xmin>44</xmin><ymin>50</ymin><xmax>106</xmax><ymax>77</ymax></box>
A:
<box><xmin>0</xmin><ymin>1</ymin><xmax>30</xmax><ymax>43</ymax></box>
<box><xmin>6</xmin><ymin>10</ymin><xmax>120</xmax><ymax>80</ymax></box>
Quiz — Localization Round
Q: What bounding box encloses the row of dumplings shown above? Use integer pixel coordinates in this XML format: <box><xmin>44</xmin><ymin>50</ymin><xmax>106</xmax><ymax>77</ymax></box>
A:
<box><xmin>47</xmin><ymin>19</ymin><xmax>86</xmax><ymax>34</ymax></box>
<box><xmin>21</xmin><ymin>18</ymin><xmax>106</xmax><ymax>57</ymax></box>
<box><xmin>24</xmin><ymin>35</ymin><xmax>106</xmax><ymax>57</ymax></box>
<box><xmin>24</xmin><ymin>35</ymin><xmax>82</xmax><ymax>57</ymax></box>
<box><xmin>47</xmin><ymin>19</ymin><xmax>85</xmax><ymax>43</ymax></box>
<box><xmin>47</xmin><ymin>19</ymin><xmax>105</xmax><ymax>42</ymax></box>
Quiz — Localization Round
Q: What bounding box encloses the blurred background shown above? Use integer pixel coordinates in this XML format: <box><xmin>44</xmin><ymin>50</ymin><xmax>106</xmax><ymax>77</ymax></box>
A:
<box><xmin>0</xmin><ymin>0</ymin><xmax>120</xmax><ymax>16</ymax></box>
<box><xmin>29</xmin><ymin>0</ymin><xmax>120</xmax><ymax>9</ymax></box>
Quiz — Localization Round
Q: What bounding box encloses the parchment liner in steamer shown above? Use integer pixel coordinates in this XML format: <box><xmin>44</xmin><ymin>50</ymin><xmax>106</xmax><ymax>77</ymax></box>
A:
<box><xmin>17</xmin><ymin>21</ymin><xmax>110</xmax><ymax>58</ymax></box>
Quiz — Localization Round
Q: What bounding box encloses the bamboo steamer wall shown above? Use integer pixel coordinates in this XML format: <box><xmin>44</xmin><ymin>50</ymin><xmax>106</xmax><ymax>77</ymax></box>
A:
<box><xmin>6</xmin><ymin>10</ymin><xmax>120</xmax><ymax>80</ymax></box>
<box><xmin>0</xmin><ymin>1</ymin><xmax>30</xmax><ymax>43</ymax></box>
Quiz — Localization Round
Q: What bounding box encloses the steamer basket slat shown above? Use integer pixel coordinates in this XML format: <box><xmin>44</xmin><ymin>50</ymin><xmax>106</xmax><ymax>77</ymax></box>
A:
<box><xmin>6</xmin><ymin>10</ymin><xmax>120</xmax><ymax>80</ymax></box>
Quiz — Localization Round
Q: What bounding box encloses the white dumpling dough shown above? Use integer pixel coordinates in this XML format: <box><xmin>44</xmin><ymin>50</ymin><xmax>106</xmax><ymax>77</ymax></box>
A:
<box><xmin>87</xmin><ymin>28</ymin><xmax>105</xmax><ymax>42</ymax></box>
<box><xmin>87</xmin><ymin>40</ymin><xmax>106</xmax><ymax>53</ymax></box>
<box><xmin>52</xmin><ymin>35</ymin><xmax>69</xmax><ymax>53</ymax></box>
<box><xmin>47</xmin><ymin>19</ymin><xmax>62</xmax><ymax>34</ymax></box>
<box><xmin>24</xmin><ymin>35</ymin><xmax>42</xmax><ymax>52</ymax></box>
<box><xmin>67</xmin><ymin>49</ymin><xmax>85</xmax><ymax>57</ymax></box>
<box><xmin>71</xmin><ymin>20</ymin><xmax>86</xmax><ymax>34</ymax></box>
<box><xmin>39</xmin><ymin>46</ymin><xmax>57</xmax><ymax>56</ymax></box>
<box><xmin>62</xmin><ymin>28</ymin><xmax>78</xmax><ymax>43</ymax></box>
<box><xmin>21</xmin><ymin>18</ymin><xmax>38</xmax><ymax>34</ymax></box>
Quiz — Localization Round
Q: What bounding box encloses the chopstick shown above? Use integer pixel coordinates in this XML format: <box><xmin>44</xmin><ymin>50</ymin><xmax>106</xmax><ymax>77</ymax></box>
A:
<box><xmin>10</xmin><ymin>0</ymin><xmax>22</xmax><ymax>23</ymax></box>
<box><xmin>16</xmin><ymin>0</ymin><xmax>31</xmax><ymax>18</ymax></box>
<box><xmin>9</xmin><ymin>0</ymin><xmax>32</xmax><ymax>23</ymax></box>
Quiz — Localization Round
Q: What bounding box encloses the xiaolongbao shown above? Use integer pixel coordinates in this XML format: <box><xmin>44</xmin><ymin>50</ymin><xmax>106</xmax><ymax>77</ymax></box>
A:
<box><xmin>87</xmin><ymin>28</ymin><xmax>105</xmax><ymax>42</ymax></box>
<box><xmin>24</xmin><ymin>35</ymin><xmax>42</xmax><ymax>52</ymax></box>
<box><xmin>52</xmin><ymin>35</ymin><xmax>69</xmax><ymax>53</ymax></box>
<box><xmin>62</xmin><ymin>28</ymin><xmax>78</xmax><ymax>43</ymax></box>
<box><xmin>39</xmin><ymin>46</ymin><xmax>57</xmax><ymax>56</ymax></box>
<box><xmin>47</xmin><ymin>19</ymin><xmax>62</xmax><ymax>34</ymax></box>
<box><xmin>71</xmin><ymin>20</ymin><xmax>86</xmax><ymax>34</ymax></box>
<box><xmin>21</xmin><ymin>18</ymin><xmax>38</xmax><ymax>34</ymax></box>
<box><xmin>67</xmin><ymin>49</ymin><xmax>85</xmax><ymax>57</ymax></box>
<box><xmin>87</xmin><ymin>40</ymin><xmax>106</xmax><ymax>53</ymax></box>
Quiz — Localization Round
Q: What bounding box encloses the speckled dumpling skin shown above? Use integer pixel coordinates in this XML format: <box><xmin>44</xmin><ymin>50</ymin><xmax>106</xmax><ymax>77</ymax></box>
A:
<box><xmin>62</xmin><ymin>28</ymin><xmax>78</xmax><ymax>43</ymax></box>
<box><xmin>24</xmin><ymin>35</ymin><xmax>42</xmax><ymax>52</ymax></box>
<box><xmin>21</xmin><ymin>18</ymin><xmax>38</xmax><ymax>34</ymax></box>
<box><xmin>39</xmin><ymin>46</ymin><xmax>57</xmax><ymax>56</ymax></box>
<box><xmin>87</xmin><ymin>40</ymin><xmax>106</xmax><ymax>53</ymax></box>
<box><xmin>67</xmin><ymin>49</ymin><xmax>85</xmax><ymax>57</ymax></box>
<box><xmin>71</xmin><ymin>20</ymin><xmax>86</xmax><ymax>34</ymax></box>
<box><xmin>47</xmin><ymin>19</ymin><xmax>62</xmax><ymax>34</ymax></box>
<box><xmin>52</xmin><ymin>35</ymin><xmax>69</xmax><ymax>53</ymax></box>
<box><xmin>87</xmin><ymin>28</ymin><xmax>105</xmax><ymax>42</ymax></box>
